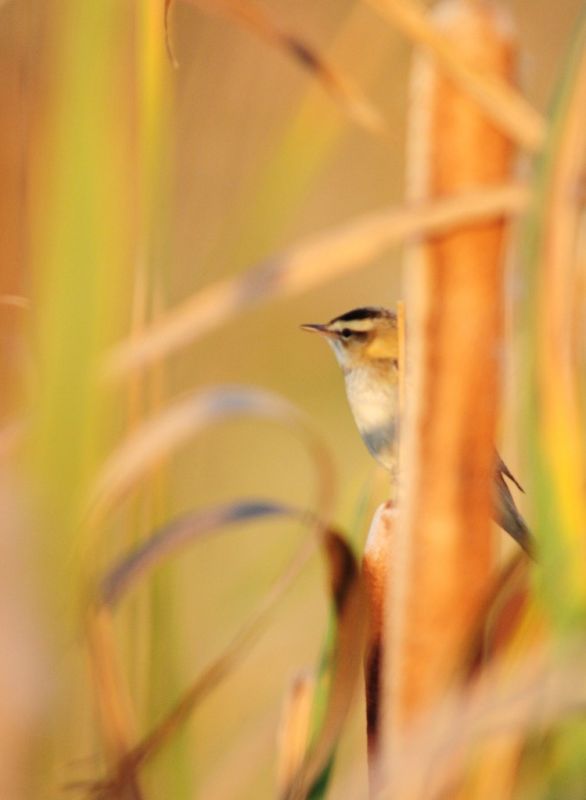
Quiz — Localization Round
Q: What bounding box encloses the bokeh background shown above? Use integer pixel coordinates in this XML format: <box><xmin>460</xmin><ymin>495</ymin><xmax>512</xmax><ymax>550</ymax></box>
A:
<box><xmin>0</xmin><ymin>1</ymin><xmax>584</xmax><ymax>797</ymax></box>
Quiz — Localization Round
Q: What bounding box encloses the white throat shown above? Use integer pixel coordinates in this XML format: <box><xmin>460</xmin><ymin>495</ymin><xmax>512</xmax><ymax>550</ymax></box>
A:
<box><xmin>343</xmin><ymin>364</ymin><xmax>398</xmax><ymax>433</ymax></box>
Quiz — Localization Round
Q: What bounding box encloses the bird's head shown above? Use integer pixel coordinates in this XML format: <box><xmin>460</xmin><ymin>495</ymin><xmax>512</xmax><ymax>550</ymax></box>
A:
<box><xmin>301</xmin><ymin>306</ymin><xmax>399</xmax><ymax>371</ymax></box>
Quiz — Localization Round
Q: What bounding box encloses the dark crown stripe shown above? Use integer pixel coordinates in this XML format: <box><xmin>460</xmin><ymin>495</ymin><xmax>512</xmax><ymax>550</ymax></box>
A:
<box><xmin>330</xmin><ymin>306</ymin><xmax>393</xmax><ymax>324</ymax></box>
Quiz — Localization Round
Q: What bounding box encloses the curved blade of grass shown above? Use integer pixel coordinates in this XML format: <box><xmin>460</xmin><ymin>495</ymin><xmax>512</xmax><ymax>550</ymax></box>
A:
<box><xmin>102</xmin><ymin>183</ymin><xmax>529</xmax><ymax>383</ymax></box>
<box><xmin>86</xmin><ymin>606</ymin><xmax>144</xmax><ymax>794</ymax></box>
<box><xmin>93</xmin><ymin>519</ymin><xmax>367</xmax><ymax>799</ymax></box>
<box><xmin>164</xmin><ymin>0</ymin><xmax>384</xmax><ymax>135</ymax></box>
<box><xmin>87</xmin><ymin>386</ymin><xmax>334</xmax><ymax>527</ymax></box>
<box><xmin>460</xmin><ymin>552</ymin><xmax>547</xmax><ymax>696</ymax></box>
<box><xmin>99</xmin><ymin>500</ymin><xmax>302</xmax><ymax>608</ymax></box>
<box><xmin>281</xmin><ymin>531</ymin><xmax>368</xmax><ymax>800</ymax></box>
<box><xmin>90</xmin><ymin>502</ymin><xmax>359</xmax><ymax>792</ymax></box>
<box><xmin>88</xmin><ymin>500</ymin><xmax>316</xmax><ymax>795</ymax></box>
<box><xmin>365</xmin><ymin>0</ymin><xmax>545</xmax><ymax>151</ymax></box>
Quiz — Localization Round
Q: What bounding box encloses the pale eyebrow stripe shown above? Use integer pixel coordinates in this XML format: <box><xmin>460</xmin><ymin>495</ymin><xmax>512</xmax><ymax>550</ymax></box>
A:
<box><xmin>330</xmin><ymin>320</ymin><xmax>374</xmax><ymax>332</ymax></box>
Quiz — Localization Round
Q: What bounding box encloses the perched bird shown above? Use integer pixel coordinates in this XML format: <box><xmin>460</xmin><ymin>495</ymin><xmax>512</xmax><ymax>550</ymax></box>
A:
<box><xmin>302</xmin><ymin>306</ymin><xmax>534</xmax><ymax>557</ymax></box>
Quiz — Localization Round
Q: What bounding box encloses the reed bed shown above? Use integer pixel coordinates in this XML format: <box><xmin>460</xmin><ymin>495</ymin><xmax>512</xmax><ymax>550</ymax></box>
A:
<box><xmin>2</xmin><ymin>0</ymin><xmax>586</xmax><ymax>798</ymax></box>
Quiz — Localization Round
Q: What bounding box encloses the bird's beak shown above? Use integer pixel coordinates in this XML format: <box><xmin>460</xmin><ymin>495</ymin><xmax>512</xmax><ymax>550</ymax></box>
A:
<box><xmin>300</xmin><ymin>323</ymin><xmax>336</xmax><ymax>338</ymax></box>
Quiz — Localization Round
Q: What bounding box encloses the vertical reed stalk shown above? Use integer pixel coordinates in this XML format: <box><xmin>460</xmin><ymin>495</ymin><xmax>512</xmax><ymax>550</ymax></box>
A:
<box><xmin>387</xmin><ymin>0</ymin><xmax>517</xmax><ymax>761</ymax></box>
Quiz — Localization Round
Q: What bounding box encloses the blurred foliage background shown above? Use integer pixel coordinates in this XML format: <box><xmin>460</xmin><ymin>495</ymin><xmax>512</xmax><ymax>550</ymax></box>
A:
<box><xmin>0</xmin><ymin>1</ymin><xmax>584</xmax><ymax>798</ymax></box>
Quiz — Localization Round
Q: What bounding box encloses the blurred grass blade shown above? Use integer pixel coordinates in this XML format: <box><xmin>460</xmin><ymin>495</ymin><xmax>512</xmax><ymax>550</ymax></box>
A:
<box><xmin>100</xmin><ymin>500</ymin><xmax>301</xmax><ymax>607</ymax></box>
<box><xmin>282</xmin><ymin>531</ymin><xmax>368</xmax><ymax>800</ymax></box>
<box><xmin>88</xmin><ymin>386</ymin><xmax>334</xmax><ymax>526</ymax></box>
<box><xmin>518</xmin><ymin>10</ymin><xmax>586</xmax><ymax>791</ymax></box>
<box><xmin>86</xmin><ymin>607</ymin><xmax>144</xmax><ymax>799</ymax></box>
<box><xmin>277</xmin><ymin>672</ymin><xmax>316</xmax><ymax>795</ymax></box>
<box><xmin>117</xmin><ymin>534</ymin><xmax>314</xmax><ymax>771</ymax></box>
<box><xmin>463</xmin><ymin>553</ymin><xmax>534</xmax><ymax>680</ymax></box>
<box><xmin>27</xmin><ymin>0</ymin><xmax>134</xmax><ymax>788</ymax></box>
<box><xmin>29</xmin><ymin>0</ymin><xmax>132</xmax><ymax>619</ymax></box>
<box><xmin>384</xmin><ymin>641</ymin><xmax>586</xmax><ymax>800</ymax></box>
<box><xmin>165</xmin><ymin>0</ymin><xmax>385</xmax><ymax>134</ymax></box>
<box><xmin>523</xmin><ymin>7</ymin><xmax>586</xmax><ymax>627</ymax></box>
<box><xmin>365</xmin><ymin>0</ymin><xmax>545</xmax><ymax>151</ymax></box>
<box><xmin>89</xmin><ymin>501</ymin><xmax>325</xmax><ymax>790</ymax></box>
<box><xmin>102</xmin><ymin>183</ymin><xmax>529</xmax><ymax>382</ymax></box>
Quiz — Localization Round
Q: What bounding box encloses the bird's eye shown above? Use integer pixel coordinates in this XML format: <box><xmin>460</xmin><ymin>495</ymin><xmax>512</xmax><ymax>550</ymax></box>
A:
<box><xmin>340</xmin><ymin>328</ymin><xmax>353</xmax><ymax>339</ymax></box>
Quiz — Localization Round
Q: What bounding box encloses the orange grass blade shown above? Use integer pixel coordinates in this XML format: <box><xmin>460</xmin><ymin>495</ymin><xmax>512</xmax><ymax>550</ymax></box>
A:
<box><xmin>276</xmin><ymin>671</ymin><xmax>316</xmax><ymax>795</ymax></box>
<box><xmin>165</xmin><ymin>0</ymin><xmax>385</xmax><ymax>135</ymax></box>
<box><xmin>102</xmin><ymin>184</ymin><xmax>529</xmax><ymax>383</ymax></box>
<box><xmin>85</xmin><ymin>608</ymin><xmax>145</xmax><ymax>800</ymax></box>
<box><xmin>87</xmin><ymin>386</ymin><xmax>335</xmax><ymax>528</ymax></box>
<box><xmin>365</xmin><ymin>0</ymin><xmax>545</xmax><ymax>151</ymax></box>
<box><xmin>388</xmin><ymin>0</ymin><xmax>519</xmax><ymax>742</ymax></box>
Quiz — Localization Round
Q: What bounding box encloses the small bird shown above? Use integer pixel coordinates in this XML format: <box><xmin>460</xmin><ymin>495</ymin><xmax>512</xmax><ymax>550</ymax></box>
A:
<box><xmin>302</xmin><ymin>306</ymin><xmax>534</xmax><ymax>557</ymax></box>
